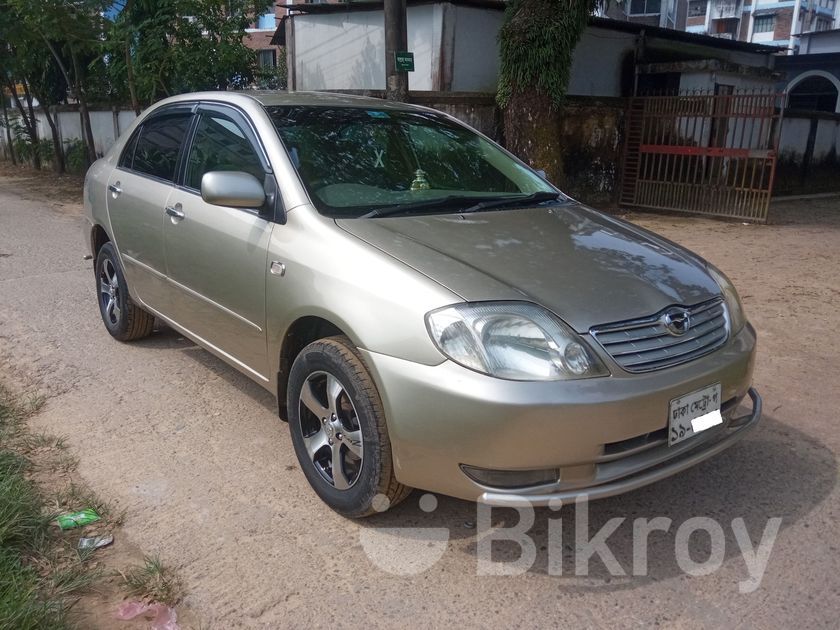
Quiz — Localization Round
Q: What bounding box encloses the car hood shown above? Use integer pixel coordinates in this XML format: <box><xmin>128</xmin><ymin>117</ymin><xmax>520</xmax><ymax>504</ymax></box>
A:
<box><xmin>335</xmin><ymin>203</ymin><xmax>721</xmax><ymax>332</ymax></box>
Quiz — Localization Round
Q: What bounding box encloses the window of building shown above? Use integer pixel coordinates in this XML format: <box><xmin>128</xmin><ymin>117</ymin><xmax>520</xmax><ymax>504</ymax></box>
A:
<box><xmin>688</xmin><ymin>0</ymin><xmax>707</xmax><ymax>17</ymax></box>
<box><xmin>816</xmin><ymin>17</ymin><xmax>832</xmax><ymax>32</ymax></box>
<box><xmin>257</xmin><ymin>49</ymin><xmax>276</xmax><ymax>68</ymax></box>
<box><xmin>753</xmin><ymin>15</ymin><xmax>775</xmax><ymax>34</ymax></box>
<box><xmin>788</xmin><ymin>75</ymin><xmax>839</xmax><ymax>113</ymax></box>
<box><xmin>256</xmin><ymin>12</ymin><xmax>275</xmax><ymax>30</ymax></box>
<box><xmin>629</xmin><ymin>0</ymin><xmax>662</xmax><ymax>15</ymax></box>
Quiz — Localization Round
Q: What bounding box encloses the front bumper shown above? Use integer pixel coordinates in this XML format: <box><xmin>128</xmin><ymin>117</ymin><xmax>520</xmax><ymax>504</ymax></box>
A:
<box><xmin>482</xmin><ymin>387</ymin><xmax>760</xmax><ymax>507</ymax></box>
<box><xmin>360</xmin><ymin>324</ymin><xmax>759</xmax><ymax>503</ymax></box>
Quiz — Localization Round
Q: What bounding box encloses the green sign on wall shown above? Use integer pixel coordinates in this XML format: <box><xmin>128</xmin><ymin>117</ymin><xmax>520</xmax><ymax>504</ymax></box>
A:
<box><xmin>395</xmin><ymin>51</ymin><xmax>415</xmax><ymax>72</ymax></box>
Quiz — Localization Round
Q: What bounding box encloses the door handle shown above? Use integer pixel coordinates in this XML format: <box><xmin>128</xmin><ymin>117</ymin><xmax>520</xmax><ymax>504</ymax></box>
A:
<box><xmin>108</xmin><ymin>183</ymin><xmax>122</xmax><ymax>197</ymax></box>
<box><xmin>165</xmin><ymin>205</ymin><xmax>185</xmax><ymax>220</ymax></box>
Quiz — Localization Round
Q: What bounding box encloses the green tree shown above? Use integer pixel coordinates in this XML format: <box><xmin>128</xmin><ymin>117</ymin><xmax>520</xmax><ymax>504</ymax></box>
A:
<box><xmin>106</xmin><ymin>0</ymin><xmax>273</xmax><ymax>109</ymax></box>
<box><xmin>8</xmin><ymin>0</ymin><xmax>109</xmax><ymax>165</ymax></box>
<box><xmin>497</xmin><ymin>0</ymin><xmax>601</xmax><ymax>183</ymax></box>
<box><xmin>0</xmin><ymin>2</ymin><xmax>42</xmax><ymax>169</ymax></box>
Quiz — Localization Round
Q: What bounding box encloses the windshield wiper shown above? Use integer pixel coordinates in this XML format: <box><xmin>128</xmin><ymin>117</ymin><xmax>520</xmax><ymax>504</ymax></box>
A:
<box><xmin>359</xmin><ymin>191</ymin><xmax>565</xmax><ymax>219</ymax></box>
<box><xmin>360</xmin><ymin>195</ymin><xmax>487</xmax><ymax>219</ymax></box>
<box><xmin>459</xmin><ymin>191</ymin><xmax>564</xmax><ymax>214</ymax></box>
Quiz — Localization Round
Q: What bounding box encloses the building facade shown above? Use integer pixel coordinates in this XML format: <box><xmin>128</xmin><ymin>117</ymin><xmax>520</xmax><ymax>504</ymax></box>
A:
<box><xmin>243</xmin><ymin>7</ymin><xmax>284</xmax><ymax>69</ymax></box>
<box><xmin>277</xmin><ymin>2</ymin><xmax>778</xmax><ymax>96</ymax></box>
<box><xmin>610</xmin><ymin>0</ymin><xmax>840</xmax><ymax>53</ymax></box>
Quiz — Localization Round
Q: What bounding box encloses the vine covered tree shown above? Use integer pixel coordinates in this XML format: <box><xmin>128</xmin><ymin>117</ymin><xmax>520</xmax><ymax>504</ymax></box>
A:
<box><xmin>497</xmin><ymin>0</ymin><xmax>601</xmax><ymax>183</ymax></box>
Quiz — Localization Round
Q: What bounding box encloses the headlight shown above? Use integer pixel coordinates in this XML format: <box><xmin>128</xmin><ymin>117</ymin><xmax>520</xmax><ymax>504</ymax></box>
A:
<box><xmin>707</xmin><ymin>265</ymin><xmax>747</xmax><ymax>334</ymax></box>
<box><xmin>426</xmin><ymin>302</ymin><xmax>609</xmax><ymax>381</ymax></box>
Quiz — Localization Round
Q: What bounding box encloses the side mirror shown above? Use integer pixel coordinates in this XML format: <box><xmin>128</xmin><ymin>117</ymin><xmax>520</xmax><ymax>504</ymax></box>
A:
<box><xmin>200</xmin><ymin>171</ymin><xmax>266</xmax><ymax>209</ymax></box>
<box><xmin>535</xmin><ymin>169</ymin><xmax>548</xmax><ymax>180</ymax></box>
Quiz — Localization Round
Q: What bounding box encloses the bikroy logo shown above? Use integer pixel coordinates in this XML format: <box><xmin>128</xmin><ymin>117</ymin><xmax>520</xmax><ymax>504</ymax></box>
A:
<box><xmin>361</xmin><ymin>494</ymin><xmax>782</xmax><ymax>593</ymax></box>
<box><xmin>358</xmin><ymin>493</ymin><xmax>451</xmax><ymax>575</ymax></box>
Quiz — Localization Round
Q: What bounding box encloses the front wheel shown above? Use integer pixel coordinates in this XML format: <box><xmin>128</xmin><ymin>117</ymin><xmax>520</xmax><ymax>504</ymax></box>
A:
<box><xmin>95</xmin><ymin>242</ymin><xmax>154</xmax><ymax>341</ymax></box>
<box><xmin>287</xmin><ymin>336</ymin><xmax>411</xmax><ymax>517</ymax></box>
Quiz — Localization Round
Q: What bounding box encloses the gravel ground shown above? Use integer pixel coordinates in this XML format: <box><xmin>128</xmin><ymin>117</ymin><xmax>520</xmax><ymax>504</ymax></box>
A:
<box><xmin>1</xmin><ymin>175</ymin><xmax>838</xmax><ymax>628</ymax></box>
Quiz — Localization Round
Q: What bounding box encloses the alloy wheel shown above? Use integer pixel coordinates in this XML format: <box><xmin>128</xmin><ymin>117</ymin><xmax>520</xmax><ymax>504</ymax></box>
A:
<box><xmin>298</xmin><ymin>371</ymin><xmax>364</xmax><ymax>490</ymax></box>
<box><xmin>99</xmin><ymin>259</ymin><xmax>121</xmax><ymax>326</ymax></box>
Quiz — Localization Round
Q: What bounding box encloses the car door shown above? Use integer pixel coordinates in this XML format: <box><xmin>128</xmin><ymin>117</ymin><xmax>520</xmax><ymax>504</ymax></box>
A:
<box><xmin>163</xmin><ymin>104</ymin><xmax>273</xmax><ymax>381</ymax></box>
<box><xmin>106</xmin><ymin>107</ymin><xmax>194</xmax><ymax>311</ymax></box>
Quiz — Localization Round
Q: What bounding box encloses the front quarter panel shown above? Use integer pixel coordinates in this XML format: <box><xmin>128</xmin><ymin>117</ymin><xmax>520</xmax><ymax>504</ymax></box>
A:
<box><xmin>266</xmin><ymin>208</ymin><xmax>459</xmax><ymax>375</ymax></box>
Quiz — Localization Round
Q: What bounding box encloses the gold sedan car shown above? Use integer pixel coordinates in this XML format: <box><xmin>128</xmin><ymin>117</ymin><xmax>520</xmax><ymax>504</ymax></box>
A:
<box><xmin>83</xmin><ymin>91</ymin><xmax>760</xmax><ymax>517</ymax></box>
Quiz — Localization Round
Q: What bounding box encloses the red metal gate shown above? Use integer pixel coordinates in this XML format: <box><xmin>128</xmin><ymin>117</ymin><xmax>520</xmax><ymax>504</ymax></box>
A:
<box><xmin>620</xmin><ymin>90</ymin><xmax>783</xmax><ymax>222</ymax></box>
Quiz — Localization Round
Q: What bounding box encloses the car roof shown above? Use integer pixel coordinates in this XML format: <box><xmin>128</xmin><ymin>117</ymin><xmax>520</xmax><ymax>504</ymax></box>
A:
<box><xmin>145</xmin><ymin>90</ymin><xmax>435</xmax><ymax>119</ymax></box>
<box><xmin>245</xmin><ymin>90</ymin><xmax>422</xmax><ymax>111</ymax></box>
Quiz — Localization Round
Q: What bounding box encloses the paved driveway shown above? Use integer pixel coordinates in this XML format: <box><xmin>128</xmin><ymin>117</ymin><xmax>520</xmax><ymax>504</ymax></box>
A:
<box><xmin>1</xmin><ymin>179</ymin><xmax>838</xmax><ymax>628</ymax></box>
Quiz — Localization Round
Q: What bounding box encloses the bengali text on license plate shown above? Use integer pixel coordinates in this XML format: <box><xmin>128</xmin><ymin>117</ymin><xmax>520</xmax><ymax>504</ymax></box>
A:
<box><xmin>668</xmin><ymin>383</ymin><xmax>723</xmax><ymax>446</ymax></box>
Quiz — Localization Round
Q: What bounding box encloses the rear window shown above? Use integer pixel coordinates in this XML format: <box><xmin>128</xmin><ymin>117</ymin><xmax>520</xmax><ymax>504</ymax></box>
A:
<box><xmin>129</xmin><ymin>115</ymin><xmax>192</xmax><ymax>182</ymax></box>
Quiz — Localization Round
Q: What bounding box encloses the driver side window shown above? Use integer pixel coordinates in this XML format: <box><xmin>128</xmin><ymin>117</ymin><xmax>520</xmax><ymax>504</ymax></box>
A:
<box><xmin>185</xmin><ymin>114</ymin><xmax>265</xmax><ymax>191</ymax></box>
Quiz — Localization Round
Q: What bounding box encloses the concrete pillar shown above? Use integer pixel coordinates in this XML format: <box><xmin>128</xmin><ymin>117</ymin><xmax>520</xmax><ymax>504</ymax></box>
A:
<box><xmin>790</xmin><ymin>0</ymin><xmax>803</xmax><ymax>54</ymax></box>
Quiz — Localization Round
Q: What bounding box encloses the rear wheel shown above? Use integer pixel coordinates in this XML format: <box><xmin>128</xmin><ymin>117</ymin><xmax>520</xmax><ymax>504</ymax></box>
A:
<box><xmin>95</xmin><ymin>242</ymin><xmax>154</xmax><ymax>341</ymax></box>
<box><xmin>287</xmin><ymin>336</ymin><xmax>411</xmax><ymax>517</ymax></box>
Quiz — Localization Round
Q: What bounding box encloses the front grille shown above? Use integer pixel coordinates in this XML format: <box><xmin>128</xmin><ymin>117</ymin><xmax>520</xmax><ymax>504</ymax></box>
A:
<box><xmin>590</xmin><ymin>299</ymin><xmax>728</xmax><ymax>373</ymax></box>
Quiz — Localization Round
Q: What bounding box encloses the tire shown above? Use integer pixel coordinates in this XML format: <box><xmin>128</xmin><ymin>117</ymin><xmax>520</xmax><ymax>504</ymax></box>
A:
<box><xmin>287</xmin><ymin>336</ymin><xmax>411</xmax><ymax>517</ymax></box>
<box><xmin>95</xmin><ymin>242</ymin><xmax>155</xmax><ymax>341</ymax></box>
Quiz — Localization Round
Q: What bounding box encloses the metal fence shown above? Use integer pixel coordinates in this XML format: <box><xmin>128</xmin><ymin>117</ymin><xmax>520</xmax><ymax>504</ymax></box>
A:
<box><xmin>620</xmin><ymin>90</ymin><xmax>783</xmax><ymax>222</ymax></box>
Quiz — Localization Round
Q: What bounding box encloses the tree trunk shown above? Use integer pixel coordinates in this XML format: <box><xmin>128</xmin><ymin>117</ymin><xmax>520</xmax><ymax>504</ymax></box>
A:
<box><xmin>70</xmin><ymin>48</ymin><xmax>97</xmax><ymax>165</ymax></box>
<box><xmin>497</xmin><ymin>0</ymin><xmax>596</xmax><ymax>188</ymax></box>
<box><xmin>122</xmin><ymin>0</ymin><xmax>141</xmax><ymax>115</ymax></box>
<box><xmin>125</xmin><ymin>39</ymin><xmax>141</xmax><ymax>115</ymax></box>
<box><xmin>39</xmin><ymin>37</ymin><xmax>96</xmax><ymax>165</ymax></box>
<box><xmin>21</xmin><ymin>81</ymin><xmax>41</xmax><ymax>169</ymax></box>
<box><xmin>41</xmin><ymin>105</ymin><xmax>65</xmax><ymax>174</ymax></box>
<box><xmin>503</xmin><ymin>88</ymin><xmax>564</xmax><ymax>184</ymax></box>
<box><xmin>1</xmin><ymin>91</ymin><xmax>16</xmax><ymax>165</ymax></box>
<box><xmin>8</xmin><ymin>80</ymin><xmax>41</xmax><ymax>169</ymax></box>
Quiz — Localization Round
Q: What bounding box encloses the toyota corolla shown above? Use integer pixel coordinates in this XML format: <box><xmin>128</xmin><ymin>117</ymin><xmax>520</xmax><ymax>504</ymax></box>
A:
<box><xmin>82</xmin><ymin>91</ymin><xmax>760</xmax><ymax>517</ymax></box>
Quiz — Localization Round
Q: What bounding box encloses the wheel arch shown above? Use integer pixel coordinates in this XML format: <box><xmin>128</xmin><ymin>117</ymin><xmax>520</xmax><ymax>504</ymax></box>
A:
<box><xmin>90</xmin><ymin>223</ymin><xmax>111</xmax><ymax>263</ymax></box>
<box><xmin>276</xmin><ymin>315</ymin><xmax>347</xmax><ymax>421</ymax></box>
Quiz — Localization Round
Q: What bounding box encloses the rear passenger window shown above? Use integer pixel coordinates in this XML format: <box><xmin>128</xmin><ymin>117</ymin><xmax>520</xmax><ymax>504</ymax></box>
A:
<box><xmin>185</xmin><ymin>114</ymin><xmax>264</xmax><ymax>190</ymax></box>
<box><xmin>131</xmin><ymin>115</ymin><xmax>192</xmax><ymax>182</ymax></box>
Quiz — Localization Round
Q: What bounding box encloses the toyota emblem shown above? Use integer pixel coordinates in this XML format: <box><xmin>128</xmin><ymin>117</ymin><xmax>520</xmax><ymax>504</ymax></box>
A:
<box><xmin>662</xmin><ymin>307</ymin><xmax>691</xmax><ymax>336</ymax></box>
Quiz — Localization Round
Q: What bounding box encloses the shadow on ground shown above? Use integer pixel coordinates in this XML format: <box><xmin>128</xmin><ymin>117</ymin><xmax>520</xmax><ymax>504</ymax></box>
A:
<box><xmin>133</xmin><ymin>322</ymin><xmax>278</xmax><ymax>414</ymax></box>
<box><xmin>358</xmin><ymin>416</ymin><xmax>835</xmax><ymax>589</ymax></box>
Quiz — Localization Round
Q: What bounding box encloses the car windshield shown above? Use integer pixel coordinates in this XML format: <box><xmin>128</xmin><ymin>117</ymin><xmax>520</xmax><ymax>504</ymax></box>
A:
<box><xmin>265</xmin><ymin>105</ymin><xmax>558</xmax><ymax>218</ymax></box>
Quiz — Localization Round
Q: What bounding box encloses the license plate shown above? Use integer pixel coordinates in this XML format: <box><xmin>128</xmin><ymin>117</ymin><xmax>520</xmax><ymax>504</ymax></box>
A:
<box><xmin>668</xmin><ymin>383</ymin><xmax>723</xmax><ymax>446</ymax></box>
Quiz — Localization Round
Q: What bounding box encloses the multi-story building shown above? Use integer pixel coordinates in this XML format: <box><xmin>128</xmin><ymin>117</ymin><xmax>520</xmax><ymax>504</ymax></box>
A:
<box><xmin>244</xmin><ymin>7</ymin><xmax>286</xmax><ymax>70</ymax></box>
<box><xmin>609</xmin><ymin>0</ymin><xmax>840</xmax><ymax>53</ymax></box>
<box><xmin>605</xmin><ymin>0</ymin><xmax>680</xmax><ymax>28</ymax></box>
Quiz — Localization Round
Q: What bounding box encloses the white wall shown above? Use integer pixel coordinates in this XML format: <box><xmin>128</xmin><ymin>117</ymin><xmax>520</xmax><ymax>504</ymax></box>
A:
<box><xmin>293</xmin><ymin>6</ymin><xmax>442</xmax><ymax>91</ymax></box>
<box><xmin>813</xmin><ymin>117</ymin><xmax>840</xmax><ymax>161</ymax></box>
<box><xmin>801</xmin><ymin>30</ymin><xmax>840</xmax><ymax>53</ymax></box>
<box><xmin>567</xmin><ymin>27</ymin><xmax>636</xmax><ymax>97</ymax></box>
<box><xmin>450</xmin><ymin>5</ymin><xmax>504</xmax><ymax>92</ymax></box>
<box><xmin>294</xmin><ymin>12</ymin><xmax>387</xmax><ymax>90</ymax></box>
<box><xmin>679</xmin><ymin>70</ymin><xmax>776</xmax><ymax>92</ymax></box>
<box><xmin>778</xmin><ymin>116</ymin><xmax>812</xmax><ymax>158</ymax></box>
<box><xmin>0</xmin><ymin>108</ymin><xmax>138</xmax><ymax>160</ymax></box>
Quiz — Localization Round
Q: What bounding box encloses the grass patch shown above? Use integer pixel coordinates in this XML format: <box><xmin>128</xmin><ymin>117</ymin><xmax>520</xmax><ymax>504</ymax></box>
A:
<box><xmin>0</xmin><ymin>387</ymin><xmax>103</xmax><ymax>628</ymax></box>
<box><xmin>119</xmin><ymin>555</ymin><xmax>183</xmax><ymax>606</ymax></box>
<box><xmin>0</xmin><ymin>384</ymin><xmax>185</xmax><ymax>626</ymax></box>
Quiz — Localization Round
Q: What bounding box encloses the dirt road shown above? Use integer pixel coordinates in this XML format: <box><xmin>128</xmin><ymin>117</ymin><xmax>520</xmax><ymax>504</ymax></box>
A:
<box><xmin>1</xmin><ymin>175</ymin><xmax>838</xmax><ymax>628</ymax></box>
